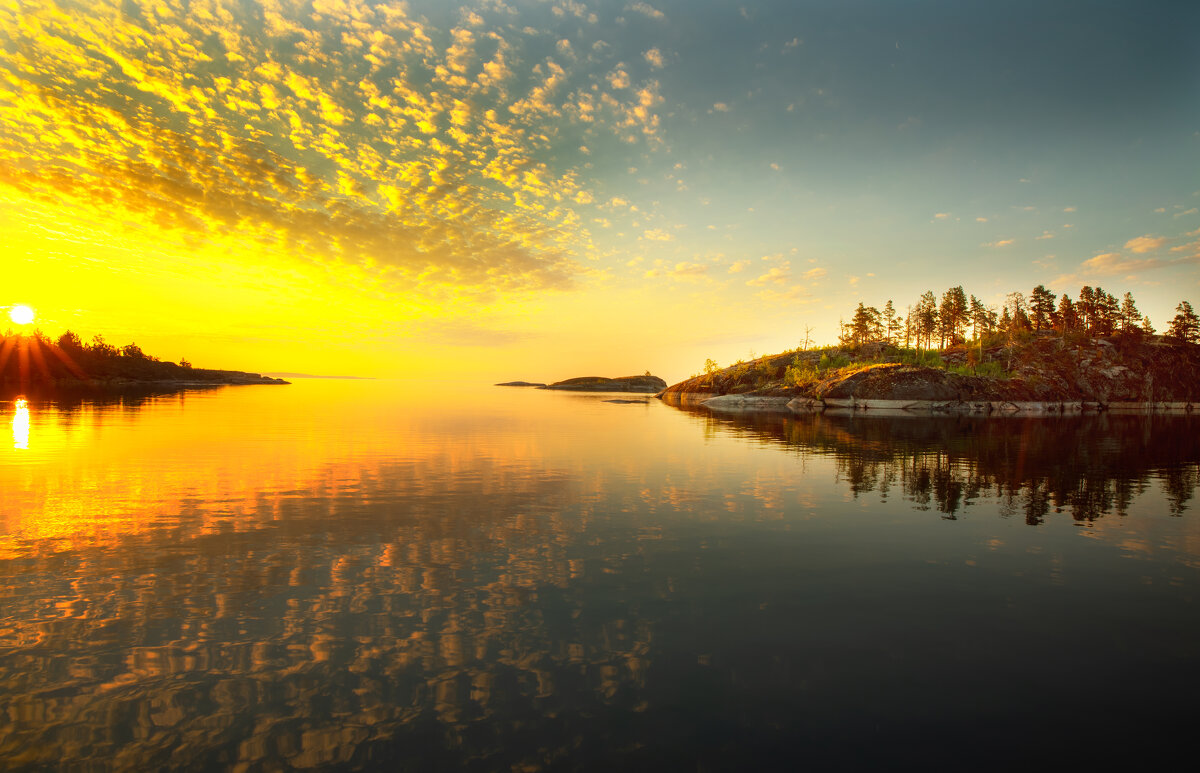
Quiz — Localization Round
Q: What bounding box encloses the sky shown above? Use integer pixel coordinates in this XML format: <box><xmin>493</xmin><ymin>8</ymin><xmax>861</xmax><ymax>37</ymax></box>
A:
<box><xmin>2</xmin><ymin>0</ymin><xmax>1198</xmax><ymax>382</ymax></box>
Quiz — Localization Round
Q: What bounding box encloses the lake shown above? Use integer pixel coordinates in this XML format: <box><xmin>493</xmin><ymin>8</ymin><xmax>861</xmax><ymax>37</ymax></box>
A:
<box><xmin>2</xmin><ymin>381</ymin><xmax>1199</xmax><ymax>770</ymax></box>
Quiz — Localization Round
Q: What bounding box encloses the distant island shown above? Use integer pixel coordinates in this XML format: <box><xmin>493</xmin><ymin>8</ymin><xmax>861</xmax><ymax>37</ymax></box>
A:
<box><xmin>663</xmin><ymin>285</ymin><xmax>1200</xmax><ymax>414</ymax></box>
<box><xmin>1</xmin><ymin>329</ymin><xmax>287</xmax><ymax>398</ymax></box>
<box><xmin>496</xmin><ymin>375</ymin><xmax>667</xmax><ymax>393</ymax></box>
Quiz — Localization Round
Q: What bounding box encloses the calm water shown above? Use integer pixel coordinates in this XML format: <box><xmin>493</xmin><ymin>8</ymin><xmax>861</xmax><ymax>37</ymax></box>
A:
<box><xmin>2</xmin><ymin>381</ymin><xmax>1199</xmax><ymax>770</ymax></box>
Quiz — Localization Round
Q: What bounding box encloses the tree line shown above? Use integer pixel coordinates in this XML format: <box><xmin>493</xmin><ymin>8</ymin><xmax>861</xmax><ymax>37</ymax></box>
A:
<box><xmin>1</xmin><ymin>329</ymin><xmax>193</xmax><ymax>384</ymax></box>
<box><xmin>837</xmin><ymin>285</ymin><xmax>1200</xmax><ymax>350</ymax></box>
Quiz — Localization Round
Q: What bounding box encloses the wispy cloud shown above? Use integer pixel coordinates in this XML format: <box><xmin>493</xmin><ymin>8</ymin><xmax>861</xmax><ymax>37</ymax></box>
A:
<box><xmin>1125</xmin><ymin>235</ymin><xmax>1167</xmax><ymax>253</ymax></box>
<box><xmin>746</xmin><ymin>263</ymin><xmax>792</xmax><ymax>286</ymax></box>
<box><xmin>629</xmin><ymin>3</ymin><xmax>666</xmax><ymax>21</ymax></box>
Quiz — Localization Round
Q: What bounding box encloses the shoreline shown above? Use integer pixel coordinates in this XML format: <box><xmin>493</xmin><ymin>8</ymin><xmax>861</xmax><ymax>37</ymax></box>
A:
<box><xmin>660</xmin><ymin>392</ymin><xmax>1196</xmax><ymax>415</ymax></box>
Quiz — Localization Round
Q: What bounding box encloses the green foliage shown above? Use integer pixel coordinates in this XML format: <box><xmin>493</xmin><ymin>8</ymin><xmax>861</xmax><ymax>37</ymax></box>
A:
<box><xmin>899</xmin><ymin>349</ymin><xmax>944</xmax><ymax>368</ymax></box>
<box><xmin>817</xmin><ymin>352</ymin><xmax>851</xmax><ymax>371</ymax></box>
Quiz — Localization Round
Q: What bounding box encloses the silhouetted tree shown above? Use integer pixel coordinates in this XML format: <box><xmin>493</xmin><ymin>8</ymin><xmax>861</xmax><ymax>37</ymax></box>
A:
<box><xmin>1168</xmin><ymin>301</ymin><xmax>1200</xmax><ymax>343</ymax></box>
<box><xmin>1029</xmin><ymin>284</ymin><xmax>1056</xmax><ymax>332</ymax></box>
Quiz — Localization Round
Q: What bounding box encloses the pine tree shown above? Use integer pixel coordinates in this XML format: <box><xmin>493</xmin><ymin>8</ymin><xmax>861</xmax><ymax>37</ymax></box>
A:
<box><xmin>883</xmin><ymin>300</ymin><xmax>902</xmax><ymax>345</ymax></box>
<box><xmin>1078</xmin><ymin>286</ymin><xmax>1095</xmax><ymax>333</ymax></box>
<box><xmin>1119</xmin><ymin>292</ymin><xmax>1141</xmax><ymax>334</ymax></box>
<box><xmin>939</xmin><ymin>286</ymin><xmax>968</xmax><ymax>346</ymax></box>
<box><xmin>914</xmin><ymin>291</ymin><xmax>939</xmax><ymax>351</ymax></box>
<box><xmin>1056</xmin><ymin>294</ymin><xmax>1077</xmax><ymax>333</ymax></box>
<box><xmin>1167</xmin><ymin>301</ymin><xmax>1200</xmax><ymax>344</ymax></box>
<box><xmin>1028</xmin><ymin>285</ymin><xmax>1056</xmax><ymax>332</ymax></box>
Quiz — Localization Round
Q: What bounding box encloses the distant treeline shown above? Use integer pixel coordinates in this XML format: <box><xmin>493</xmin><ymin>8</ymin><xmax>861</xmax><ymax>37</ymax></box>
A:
<box><xmin>838</xmin><ymin>285</ymin><xmax>1200</xmax><ymax>350</ymax></box>
<box><xmin>0</xmin><ymin>329</ymin><xmax>195</xmax><ymax>383</ymax></box>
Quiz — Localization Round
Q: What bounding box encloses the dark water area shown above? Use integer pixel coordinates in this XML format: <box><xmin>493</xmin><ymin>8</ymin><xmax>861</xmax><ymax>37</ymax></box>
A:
<box><xmin>1</xmin><ymin>382</ymin><xmax>1198</xmax><ymax>770</ymax></box>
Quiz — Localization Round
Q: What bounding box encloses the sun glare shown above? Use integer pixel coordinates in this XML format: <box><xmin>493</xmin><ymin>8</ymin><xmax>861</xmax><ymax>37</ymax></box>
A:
<box><xmin>9</xmin><ymin>305</ymin><xmax>35</xmax><ymax>325</ymax></box>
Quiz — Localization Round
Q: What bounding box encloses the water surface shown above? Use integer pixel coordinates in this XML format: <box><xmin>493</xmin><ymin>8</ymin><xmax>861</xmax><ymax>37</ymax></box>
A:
<box><xmin>2</xmin><ymin>382</ymin><xmax>1198</xmax><ymax>769</ymax></box>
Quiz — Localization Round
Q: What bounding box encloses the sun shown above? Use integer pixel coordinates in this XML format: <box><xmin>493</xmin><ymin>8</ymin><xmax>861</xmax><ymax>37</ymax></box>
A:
<box><xmin>9</xmin><ymin>305</ymin><xmax>35</xmax><ymax>325</ymax></box>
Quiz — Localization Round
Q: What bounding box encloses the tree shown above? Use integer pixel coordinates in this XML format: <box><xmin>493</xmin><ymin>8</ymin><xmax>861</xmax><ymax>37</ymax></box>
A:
<box><xmin>1167</xmin><ymin>301</ymin><xmax>1200</xmax><ymax>344</ymax></box>
<box><xmin>1078</xmin><ymin>286</ymin><xmax>1096</xmax><ymax>333</ymax></box>
<box><xmin>89</xmin><ymin>334</ymin><xmax>117</xmax><ymax>358</ymax></box>
<box><xmin>1119</xmin><ymin>292</ymin><xmax>1141</xmax><ymax>335</ymax></box>
<box><xmin>1092</xmin><ymin>287</ymin><xmax>1119</xmax><ymax>336</ymax></box>
<box><xmin>939</xmin><ymin>286</ymin><xmax>968</xmax><ymax>346</ymax></box>
<box><xmin>883</xmin><ymin>300</ymin><xmax>902</xmax><ymax>345</ymax></box>
<box><xmin>913</xmin><ymin>291</ymin><xmax>939</xmax><ymax>351</ymax></box>
<box><xmin>1004</xmin><ymin>292</ymin><xmax>1030</xmax><ymax>333</ymax></box>
<box><xmin>57</xmin><ymin>330</ymin><xmax>84</xmax><ymax>351</ymax></box>
<box><xmin>1055</xmin><ymin>294</ymin><xmax>1078</xmax><ymax>334</ymax></box>
<box><xmin>1028</xmin><ymin>285</ymin><xmax>1056</xmax><ymax>332</ymax></box>
<box><xmin>847</xmin><ymin>303</ymin><xmax>883</xmax><ymax>346</ymax></box>
<box><xmin>1141</xmin><ymin>316</ymin><xmax>1155</xmax><ymax>336</ymax></box>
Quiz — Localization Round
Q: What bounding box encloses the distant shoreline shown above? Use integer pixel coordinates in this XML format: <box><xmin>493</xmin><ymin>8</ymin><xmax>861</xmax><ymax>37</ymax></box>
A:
<box><xmin>2</xmin><ymin>373</ymin><xmax>287</xmax><ymax>402</ymax></box>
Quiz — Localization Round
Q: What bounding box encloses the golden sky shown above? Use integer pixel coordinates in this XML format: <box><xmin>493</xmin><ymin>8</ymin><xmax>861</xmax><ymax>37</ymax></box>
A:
<box><xmin>3</xmin><ymin>0</ymin><xmax>1198</xmax><ymax>380</ymax></box>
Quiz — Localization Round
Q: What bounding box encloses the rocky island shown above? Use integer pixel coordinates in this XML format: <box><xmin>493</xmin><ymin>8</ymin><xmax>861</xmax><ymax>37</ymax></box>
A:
<box><xmin>662</xmin><ymin>337</ymin><xmax>1200</xmax><ymax>414</ymax></box>
<box><xmin>662</xmin><ymin>286</ymin><xmax>1200</xmax><ymax>415</ymax></box>
<box><xmin>541</xmin><ymin>375</ymin><xmax>667</xmax><ymax>393</ymax></box>
<box><xmin>1</xmin><ymin>329</ymin><xmax>287</xmax><ymax>399</ymax></box>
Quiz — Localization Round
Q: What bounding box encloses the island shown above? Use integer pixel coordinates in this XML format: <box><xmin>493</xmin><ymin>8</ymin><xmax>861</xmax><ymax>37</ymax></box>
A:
<box><xmin>540</xmin><ymin>375</ymin><xmax>667</xmax><ymax>393</ymax></box>
<box><xmin>662</xmin><ymin>336</ymin><xmax>1200</xmax><ymax>414</ymax></box>
<box><xmin>494</xmin><ymin>381</ymin><xmax>547</xmax><ymax>387</ymax></box>
<box><xmin>1</xmin><ymin>329</ymin><xmax>287</xmax><ymax>399</ymax></box>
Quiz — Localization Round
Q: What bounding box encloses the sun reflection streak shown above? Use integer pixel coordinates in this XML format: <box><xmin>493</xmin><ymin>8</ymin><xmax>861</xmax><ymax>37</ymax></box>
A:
<box><xmin>12</xmin><ymin>398</ymin><xmax>29</xmax><ymax>450</ymax></box>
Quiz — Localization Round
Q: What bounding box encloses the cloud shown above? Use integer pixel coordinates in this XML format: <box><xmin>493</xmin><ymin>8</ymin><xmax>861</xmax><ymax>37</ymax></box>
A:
<box><xmin>629</xmin><ymin>3</ymin><xmax>666</xmax><ymax>20</ymax></box>
<box><xmin>711</xmin><ymin>102</ymin><xmax>730</xmax><ymax>112</ymax></box>
<box><xmin>984</xmin><ymin>239</ymin><xmax>1015</xmax><ymax>247</ymax></box>
<box><xmin>727</xmin><ymin>260</ymin><xmax>749</xmax><ymax>273</ymax></box>
<box><xmin>1125</xmin><ymin>235</ymin><xmax>1167</xmax><ymax>253</ymax></box>
<box><xmin>0</xmin><ymin>0</ymin><xmax>687</xmax><ymax>306</ymax></box>
<box><xmin>802</xmin><ymin>267</ymin><xmax>827</xmax><ymax>280</ymax></box>
<box><xmin>976</xmin><ymin>217</ymin><xmax>988</xmax><ymax>223</ymax></box>
<box><xmin>1036</xmin><ymin>231</ymin><xmax>1055</xmax><ymax>240</ymax></box>
<box><xmin>746</xmin><ymin>264</ymin><xmax>791</xmax><ymax>286</ymax></box>
<box><xmin>670</xmin><ymin>261</ymin><xmax>707</xmax><ymax>278</ymax></box>
<box><xmin>933</xmin><ymin>212</ymin><xmax>950</xmax><ymax>220</ymax></box>
<box><xmin>1053</xmin><ymin>249</ymin><xmax>1200</xmax><ymax>285</ymax></box>
<box><xmin>643</xmin><ymin>48</ymin><xmax>664</xmax><ymax>68</ymax></box>
<box><xmin>1176</xmin><ymin>208</ymin><xmax>1199</xmax><ymax>218</ymax></box>
<box><xmin>643</xmin><ymin>228</ymin><xmax>673</xmax><ymax>241</ymax></box>
<box><xmin>1063</xmin><ymin>206</ymin><xmax>1077</xmax><ymax>213</ymax></box>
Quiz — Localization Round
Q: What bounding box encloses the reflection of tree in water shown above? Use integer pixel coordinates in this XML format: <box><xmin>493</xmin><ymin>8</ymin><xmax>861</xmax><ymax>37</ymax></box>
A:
<box><xmin>685</xmin><ymin>409</ymin><xmax>1200</xmax><ymax>524</ymax></box>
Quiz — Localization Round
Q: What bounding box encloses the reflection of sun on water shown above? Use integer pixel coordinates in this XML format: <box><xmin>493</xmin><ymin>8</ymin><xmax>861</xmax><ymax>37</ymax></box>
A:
<box><xmin>12</xmin><ymin>398</ymin><xmax>29</xmax><ymax>450</ymax></box>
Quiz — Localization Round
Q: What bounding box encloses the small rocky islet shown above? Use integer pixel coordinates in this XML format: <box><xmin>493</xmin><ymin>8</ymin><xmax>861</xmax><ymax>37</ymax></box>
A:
<box><xmin>496</xmin><ymin>375</ymin><xmax>667</xmax><ymax>393</ymax></box>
